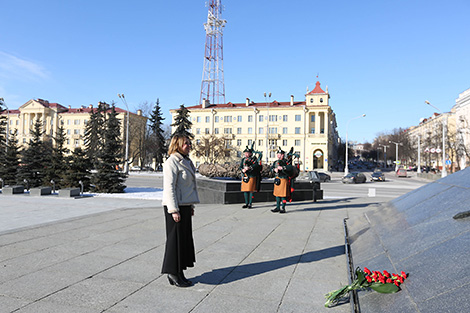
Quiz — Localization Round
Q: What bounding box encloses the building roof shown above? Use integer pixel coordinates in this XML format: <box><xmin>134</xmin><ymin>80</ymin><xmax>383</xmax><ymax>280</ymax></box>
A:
<box><xmin>185</xmin><ymin>100</ymin><xmax>310</xmax><ymax>110</ymax></box>
<box><xmin>307</xmin><ymin>81</ymin><xmax>327</xmax><ymax>94</ymax></box>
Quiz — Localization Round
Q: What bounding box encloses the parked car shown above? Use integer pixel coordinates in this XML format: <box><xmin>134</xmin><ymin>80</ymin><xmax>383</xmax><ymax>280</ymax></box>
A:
<box><xmin>130</xmin><ymin>166</ymin><xmax>141</xmax><ymax>171</ymax></box>
<box><xmin>315</xmin><ymin>171</ymin><xmax>331</xmax><ymax>182</ymax></box>
<box><xmin>371</xmin><ymin>171</ymin><xmax>385</xmax><ymax>182</ymax></box>
<box><xmin>342</xmin><ymin>172</ymin><xmax>367</xmax><ymax>184</ymax></box>
<box><xmin>396</xmin><ymin>168</ymin><xmax>407</xmax><ymax>177</ymax></box>
<box><xmin>297</xmin><ymin>171</ymin><xmax>321</xmax><ymax>190</ymax></box>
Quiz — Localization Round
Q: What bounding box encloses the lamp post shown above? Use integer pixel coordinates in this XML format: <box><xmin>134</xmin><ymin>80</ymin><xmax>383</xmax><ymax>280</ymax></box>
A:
<box><xmin>118</xmin><ymin>94</ymin><xmax>130</xmax><ymax>174</ymax></box>
<box><xmin>417</xmin><ymin>135</ymin><xmax>421</xmax><ymax>173</ymax></box>
<box><xmin>264</xmin><ymin>92</ymin><xmax>271</xmax><ymax>164</ymax></box>
<box><xmin>425</xmin><ymin>100</ymin><xmax>447</xmax><ymax>177</ymax></box>
<box><xmin>344</xmin><ymin>114</ymin><xmax>366</xmax><ymax>176</ymax></box>
<box><xmin>378</xmin><ymin>144</ymin><xmax>388</xmax><ymax>168</ymax></box>
<box><xmin>389</xmin><ymin>141</ymin><xmax>402</xmax><ymax>172</ymax></box>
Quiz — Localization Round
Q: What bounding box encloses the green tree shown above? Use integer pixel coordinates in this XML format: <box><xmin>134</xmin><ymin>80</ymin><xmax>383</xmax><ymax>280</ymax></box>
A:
<box><xmin>0</xmin><ymin>130</ymin><xmax>20</xmax><ymax>186</ymax></box>
<box><xmin>0</xmin><ymin>98</ymin><xmax>6</xmax><ymax>152</ymax></box>
<box><xmin>84</xmin><ymin>104</ymin><xmax>105</xmax><ymax>168</ymax></box>
<box><xmin>44</xmin><ymin>125</ymin><xmax>69</xmax><ymax>188</ymax></box>
<box><xmin>17</xmin><ymin>119</ymin><xmax>51</xmax><ymax>187</ymax></box>
<box><xmin>62</xmin><ymin>147</ymin><xmax>92</xmax><ymax>191</ymax></box>
<box><xmin>149</xmin><ymin>98</ymin><xmax>167</xmax><ymax>168</ymax></box>
<box><xmin>171</xmin><ymin>104</ymin><xmax>193</xmax><ymax>138</ymax></box>
<box><xmin>91</xmin><ymin>105</ymin><xmax>127</xmax><ymax>193</ymax></box>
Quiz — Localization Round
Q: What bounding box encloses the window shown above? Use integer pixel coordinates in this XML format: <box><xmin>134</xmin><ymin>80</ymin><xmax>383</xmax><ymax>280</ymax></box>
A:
<box><xmin>237</xmin><ymin>139</ymin><xmax>242</xmax><ymax>146</ymax></box>
<box><xmin>310</xmin><ymin>127</ymin><xmax>315</xmax><ymax>134</ymax></box>
<box><xmin>66</xmin><ymin>139</ymin><xmax>69</xmax><ymax>144</ymax></box>
<box><xmin>259</xmin><ymin>139</ymin><xmax>263</xmax><ymax>146</ymax></box>
<box><xmin>270</xmin><ymin>151</ymin><xmax>276</xmax><ymax>158</ymax></box>
<box><xmin>205</xmin><ymin>116</ymin><xmax>210</xmax><ymax>123</ymax></box>
<box><xmin>237</xmin><ymin>115</ymin><xmax>242</xmax><ymax>122</ymax></box>
<box><xmin>295</xmin><ymin>115</ymin><xmax>301</xmax><ymax>121</ymax></box>
<box><xmin>224</xmin><ymin>116</ymin><xmax>232</xmax><ymax>123</ymax></box>
<box><xmin>248</xmin><ymin>127</ymin><xmax>253</xmax><ymax>134</ymax></box>
<box><xmin>236</xmin><ymin>151</ymin><xmax>242</xmax><ymax>157</ymax></box>
<box><xmin>295</xmin><ymin>127</ymin><xmax>301</xmax><ymax>134</ymax></box>
<box><xmin>320</xmin><ymin>98</ymin><xmax>323</xmax><ymax>103</ymax></box>
<box><xmin>311</xmin><ymin>115</ymin><xmax>315</xmax><ymax>122</ymax></box>
<box><xmin>215</xmin><ymin>128</ymin><xmax>219</xmax><ymax>134</ymax></box>
<box><xmin>282</xmin><ymin>139</ymin><xmax>287</xmax><ymax>146</ymax></box>
<box><xmin>196</xmin><ymin>139</ymin><xmax>201</xmax><ymax>145</ymax></box>
<box><xmin>74</xmin><ymin>129</ymin><xmax>80</xmax><ymax>135</ymax></box>
<box><xmin>16</xmin><ymin>120</ymin><xmax>19</xmax><ymax>125</ymax></box>
<box><xmin>224</xmin><ymin>128</ymin><xmax>232</xmax><ymax>134</ymax></box>
<box><xmin>310</xmin><ymin>98</ymin><xmax>314</xmax><ymax>103</ymax></box>
<box><xmin>259</xmin><ymin>127</ymin><xmax>264</xmax><ymax>134</ymax></box>
<box><xmin>269</xmin><ymin>139</ymin><xmax>277</xmax><ymax>147</ymax></box>
<box><xmin>259</xmin><ymin>115</ymin><xmax>264</xmax><ymax>122</ymax></box>
<box><xmin>67</xmin><ymin>120</ymin><xmax>71</xmax><ymax>125</ymax></box>
<box><xmin>196</xmin><ymin>128</ymin><xmax>200</xmax><ymax>135</ymax></box>
<box><xmin>248</xmin><ymin>139</ymin><xmax>253</xmax><ymax>146</ymax></box>
<box><xmin>50</xmin><ymin>119</ymin><xmax>53</xmax><ymax>125</ymax></box>
<box><xmin>320</xmin><ymin>128</ymin><xmax>325</xmax><ymax>134</ymax></box>
<box><xmin>248</xmin><ymin>115</ymin><xmax>253</xmax><ymax>122</ymax></box>
<box><xmin>74</xmin><ymin>139</ymin><xmax>80</xmax><ymax>147</ymax></box>
<box><xmin>84</xmin><ymin>119</ymin><xmax>88</xmax><ymax>125</ymax></box>
<box><xmin>283</xmin><ymin>115</ymin><xmax>288</xmax><ymax>122</ymax></box>
<box><xmin>269</xmin><ymin>115</ymin><xmax>277</xmax><ymax>122</ymax></box>
<box><xmin>215</xmin><ymin>116</ymin><xmax>219</xmax><ymax>123</ymax></box>
<box><xmin>67</xmin><ymin>129</ymin><xmax>71</xmax><ymax>135</ymax></box>
<box><xmin>197</xmin><ymin>116</ymin><xmax>201</xmax><ymax>123</ymax></box>
<box><xmin>225</xmin><ymin>139</ymin><xmax>232</xmax><ymax>148</ymax></box>
<box><xmin>295</xmin><ymin>140</ymin><xmax>301</xmax><ymax>146</ymax></box>
<box><xmin>283</xmin><ymin>127</ymin><xmax>288</xmax><ymax>134</ymax></box>
<box><xmin>237</xmin><ymin>127</ymin><xmax>242</xmax><ymax>134</ymax></box>
<box><xmin>205</xmin><ymin>128</ymin><xmax>210</xmax><ymax>134</ymax></box>
<box><xmin>269</xmin><ymin>127</ymin><xmax>277</xmax><ymax>134</ymax></box>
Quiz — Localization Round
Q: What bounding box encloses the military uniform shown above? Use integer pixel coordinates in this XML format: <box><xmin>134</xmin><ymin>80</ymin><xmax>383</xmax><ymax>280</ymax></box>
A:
<box><xmin>271</xmin><ymin>148</ymin><xmax>293</xmax><ymax>213</ymax></box>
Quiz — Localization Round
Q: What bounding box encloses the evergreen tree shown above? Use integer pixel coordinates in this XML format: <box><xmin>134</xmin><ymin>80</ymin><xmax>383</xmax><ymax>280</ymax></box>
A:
<box><xmin>62</xmin><ymin>147</ymin><xmax>92</xmax><ymax>191</ymax></box>
<box><xmin>91</xmin><ymin>105</ymin><xmax>127</xmax><ymax>193</ymax></box>
<box><xmin>0</xmin><ymin>130</ymin><xmax>20</xmax><ymax>186</ymax></box>
<box><xmin>44</xmin><ymin>125</ymin><xmax>69</xmax><ymax>188</ymax></box>
<box><xmin>171</xmin><ymin>104</ymin><xmax>193</xmax><ymax>138</ymax></box>
<box><xmin>84</xmin><ymin>104</ymin><xmax>105</xmax><ymax>168</ymax></box>
<box><xmin>0</xmin><ymin>98</ymin><xmax>7</xmax><ymax>168</ymax></box>
<box><xmin>149</xmin><ymin>98</ymin><xmax>167</xmax><ymax>169</ymax></box>
<box><xmin>17</xmin><ymin>119</ymin><xmax>51</xmax><ymax>187</ymax></box>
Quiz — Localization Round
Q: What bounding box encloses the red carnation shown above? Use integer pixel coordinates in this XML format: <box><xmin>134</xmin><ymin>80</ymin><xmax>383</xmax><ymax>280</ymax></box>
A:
<box><xmin>366</xmin><ymin>276</ymin><xmax>372</xmax><ymax>283</ymax></box>
<box><xmin>386</xmin><ymin>278</ymin><xmax>392</xmax><ymax>283</ymax></box>
<box><xmin>383</xmin><ymin>270</ymin><xmax>390</xmax><ymax>277</ymax></box>
<box><xmin>364</xmin><ymin>267</ymin><xmax>372</xmax><ymax>275</ymax></box>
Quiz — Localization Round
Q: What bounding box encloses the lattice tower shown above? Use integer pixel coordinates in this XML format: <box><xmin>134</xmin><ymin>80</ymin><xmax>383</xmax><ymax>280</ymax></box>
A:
<box><xmin>200</xmin><ymin>0</ymin><xmax>226</xmax><ymax>105</ymax></box>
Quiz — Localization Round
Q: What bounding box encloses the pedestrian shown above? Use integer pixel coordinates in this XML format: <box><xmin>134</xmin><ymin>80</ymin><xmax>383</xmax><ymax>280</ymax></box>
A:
<box><xmin>239</xmin><ymin>144</ymin><xmax>260</xmax><ymax>208</ymax></box>
<box><xmin>271</xmin><ymin>147</ymin><xmax>293</xmax><ymax>213</ymax></box>
<box><xmin>161</xmin><ymin>134</ymin><xmax>199</xmax><ymax>287</ymax></box>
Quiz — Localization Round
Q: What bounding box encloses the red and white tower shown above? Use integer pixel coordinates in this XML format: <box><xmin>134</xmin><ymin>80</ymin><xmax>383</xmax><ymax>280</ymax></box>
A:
<box><xmin>200</xmin><ymin>0</ymin><xmax>226</xmax><ymax>105</ymax></box>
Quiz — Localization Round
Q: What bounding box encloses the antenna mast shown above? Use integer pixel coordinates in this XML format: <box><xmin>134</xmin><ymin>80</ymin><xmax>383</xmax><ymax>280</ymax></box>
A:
<box><xmin>200</xmin><ymin>0</ymin><xmax>226</xmax><ymax>105</ymax></box>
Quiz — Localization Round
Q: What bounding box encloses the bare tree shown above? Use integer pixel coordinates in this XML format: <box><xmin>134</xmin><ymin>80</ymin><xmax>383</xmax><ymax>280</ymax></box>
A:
<box><xmin>193</xmin><ymin>135</ymin><xmax>232</xmax><ymax>164</ymax></box>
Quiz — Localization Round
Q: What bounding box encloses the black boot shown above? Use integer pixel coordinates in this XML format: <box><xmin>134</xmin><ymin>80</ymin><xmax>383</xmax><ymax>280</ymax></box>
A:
<box><xmin>271</xmin><ymin>207</ymin><xmax>280</xmax><ymax>212</ymax></box>
<box><xmin>242</xmin><ymin>204</ymin><xmax>248</xmax><ymax>208</ymax></box>
<box><xmin>179</xmin><ymin>271</ymin><xmax>192</xmax><ymax>285</ymax></box>
<box><xmin>168</xmin><ymin>274</ymin><xmax>190</xmax><ymax>287</ymax></box>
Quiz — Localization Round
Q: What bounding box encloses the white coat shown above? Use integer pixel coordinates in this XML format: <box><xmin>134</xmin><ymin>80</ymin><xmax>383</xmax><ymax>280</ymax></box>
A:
<box><xmin>162</xmin><ymin>152</ymin><xmax>200</xmax><ymax>213</ymax></box>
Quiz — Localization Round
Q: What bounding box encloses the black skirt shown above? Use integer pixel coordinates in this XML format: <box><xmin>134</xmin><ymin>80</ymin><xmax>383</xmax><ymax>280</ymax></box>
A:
<box><xmin>161</xmin><ymin>205</ymin><xmax>196</xmax><ymax>275</ymax></box>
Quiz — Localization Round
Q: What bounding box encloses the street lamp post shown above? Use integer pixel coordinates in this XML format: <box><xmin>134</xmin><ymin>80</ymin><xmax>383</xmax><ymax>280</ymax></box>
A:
<box><xmin>425</xmin><ymin>100</ymin><xmax>447</xmax><ymax>177</ymax></box>
<box><xmin>344</xmin><ymin>114</ymin><xmax>366</xmax><ymax>176</ymax></box>
<box><xmin>378</xmin><ymin>144</ymin><xmax>389</xmax><ymax>168</ymax></box>
<box><xmin>118</xmin><ymin>94</ymin><xmax>130</xmax><ymax>174</ymax></box>
<box><xmin>389</xmin><ymin>141</ymin><xmax>402</xmax><ymax>172</ymax></box>
<box><xmin>264</xmin><ymin>92</ymin><xmax>271</xmax><ymax>164</ymax></box>
<box><xmin>417</xmin><ymin>135</ymin><xmax>421</xmax><ymax>173</ymax></box>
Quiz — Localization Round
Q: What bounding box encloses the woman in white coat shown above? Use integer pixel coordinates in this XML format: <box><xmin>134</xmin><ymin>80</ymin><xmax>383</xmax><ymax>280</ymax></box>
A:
<box><xmin>161</xmin><ymin>134</ymin><xmax>199</xmax><ymax>287</ymax></box>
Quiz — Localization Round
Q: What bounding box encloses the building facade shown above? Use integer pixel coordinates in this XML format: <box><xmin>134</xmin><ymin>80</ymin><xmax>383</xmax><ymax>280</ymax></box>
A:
<box><xmin>1</xmin><ymin>99</ymin><xmax>147</xmax><ymax>165</ymax></box>
<box><xmin>171</xmin><ymin>80</ymin><xmax>339</xmax><ymax>171</ymax></box>
<box><xmin>452</xmin><ymin>88</ymin><xmax>470</xmax><ymax>169</ymax></box>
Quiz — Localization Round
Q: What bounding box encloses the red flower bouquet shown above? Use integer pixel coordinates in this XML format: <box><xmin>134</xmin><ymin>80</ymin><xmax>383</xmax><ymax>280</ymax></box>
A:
<box><xmin>325</xmin><ymin>267</ymin><xmax>407</xmax><ymax>307</ymax></box>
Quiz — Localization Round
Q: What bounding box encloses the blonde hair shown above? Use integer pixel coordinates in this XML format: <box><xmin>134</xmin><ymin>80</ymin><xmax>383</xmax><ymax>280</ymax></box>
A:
<box><xmin>168</xmin><ymin>134</ymin><xmax>190</xmax><ymax>155</ymax></box>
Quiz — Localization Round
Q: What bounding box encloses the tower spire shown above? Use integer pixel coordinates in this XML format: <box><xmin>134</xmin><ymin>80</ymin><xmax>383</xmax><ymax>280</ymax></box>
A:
<box><xmin>200</xmin><ymin>0</ymin><xmax>227</xmax><ymax>106</ymax></box>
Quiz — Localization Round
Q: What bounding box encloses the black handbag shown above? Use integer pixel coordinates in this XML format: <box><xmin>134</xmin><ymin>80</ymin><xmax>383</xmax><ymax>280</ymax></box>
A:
<box><xmin>243</xmin><ymin>176</ymin><xmax>250</xmax><ymax>183</ymax></box>
<box><xmin>274</xmin><ymin>178</ymin><xmax>281</xmax><ymax>185</ymax></box>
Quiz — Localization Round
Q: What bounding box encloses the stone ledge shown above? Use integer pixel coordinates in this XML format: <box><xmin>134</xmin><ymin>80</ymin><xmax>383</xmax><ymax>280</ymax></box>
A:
<box><xmin>2</xmin><ymin>185</ymin><xmax>25</xmax><ymax>195</ymax></box>
<box><xmin>58</xmin><ymin>188</ymin><xmax>80</xmax><ymax>198</ymax></box>
<box><xmin>30</xmin><ymin>187</ymin><xmax>52</xmax><ymax>196</ymax></box>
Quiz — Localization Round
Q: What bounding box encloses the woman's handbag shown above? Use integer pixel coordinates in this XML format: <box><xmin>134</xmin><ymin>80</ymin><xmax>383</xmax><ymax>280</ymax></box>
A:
<box><xmin>274</xmin><ymin>177</ymin><xmax>281</xmax><ymax>185</ymax></box>
<box><xmin>243</xmin><ymin>176</ymin><xmax>250</xmax><ymax>183</ymax></box>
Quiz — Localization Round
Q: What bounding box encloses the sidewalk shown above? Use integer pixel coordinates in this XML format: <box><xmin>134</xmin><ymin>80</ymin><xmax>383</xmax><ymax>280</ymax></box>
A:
<box><xmin>0</xmin><ymin>195</ymin><xmax>385</xmax><ymax>313</ymax></box>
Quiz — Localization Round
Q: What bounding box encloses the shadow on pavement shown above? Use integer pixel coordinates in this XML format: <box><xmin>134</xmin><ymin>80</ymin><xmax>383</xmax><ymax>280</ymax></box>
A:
<box><xmin>194</xmin><ymin>244</ymin><xmax>345</xmax><ymax>285</ymax></box>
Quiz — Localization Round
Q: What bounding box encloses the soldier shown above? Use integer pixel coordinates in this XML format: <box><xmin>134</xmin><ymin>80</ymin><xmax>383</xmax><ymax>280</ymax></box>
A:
<box><xmin>271</xmin><ymin>147</ymin><xmax>293</xmax><ymax>213</ymax></box>
<box><xmin>239</xmin><ymin>145</ymin><xmax>260</xmax><ymax>209</ymax></box>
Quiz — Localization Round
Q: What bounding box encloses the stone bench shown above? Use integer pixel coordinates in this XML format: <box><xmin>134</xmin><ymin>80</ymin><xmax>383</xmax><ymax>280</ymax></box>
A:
<box><xmin>58</xmin><ymin>188</ymin><xmax>81</xmax><ymax>198</ymax></box>
<box><xmin>2</xmin><ymin>185</ymin><xmax>25</xmax><ymax>195</ymax></box>
<box><xmin>30</xmin><ymin>187</ymin><xmax>52</xmax><ymax>196</ymax></box>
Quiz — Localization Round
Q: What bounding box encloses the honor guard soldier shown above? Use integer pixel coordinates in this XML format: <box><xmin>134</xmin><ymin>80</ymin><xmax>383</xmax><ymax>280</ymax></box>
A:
<box><xmin>271</xmin><ymin>147</ymin><xmax>293</xmax><ymax>213</ymax></box>
<box><xmin>240</xmin><ymin>145</ymin><xmax>260</xmax><ymax>208</ymax></box>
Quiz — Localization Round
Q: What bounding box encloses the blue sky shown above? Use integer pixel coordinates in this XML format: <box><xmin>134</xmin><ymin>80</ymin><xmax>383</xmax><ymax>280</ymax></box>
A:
<box><xmin>1</xmin><ymin>0</ymin><xmax>469</xmax><ymax>142</ymax></box>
